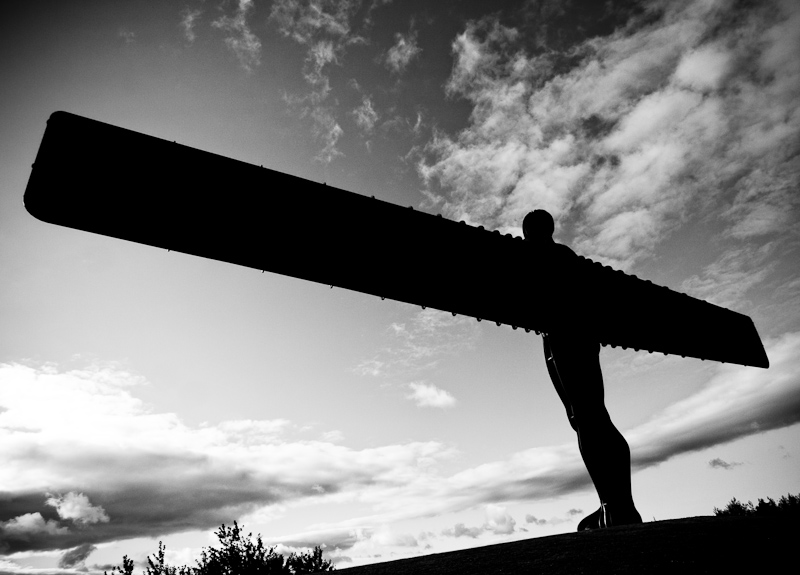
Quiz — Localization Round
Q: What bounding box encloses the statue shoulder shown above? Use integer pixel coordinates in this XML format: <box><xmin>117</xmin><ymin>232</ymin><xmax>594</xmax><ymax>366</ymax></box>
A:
<box><xmin>553</xmin><ymin>242</ymin><xmax>578</xmax><ymax>259</ymax></box>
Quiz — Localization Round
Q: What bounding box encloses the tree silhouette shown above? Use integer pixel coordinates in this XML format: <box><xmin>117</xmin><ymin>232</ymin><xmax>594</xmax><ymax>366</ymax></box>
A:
<box><xmin>714</xmin><ymin>492</ymin><xmax>799</xmax><ymax>518</ymax></box>
<box><xmin>105</xmin><ymin>522</ymin><xmax>334</xmax><ymax>575</ymax></box>
<box><xmin>195</xmin><ymin>523</ymin><xmax>288</xmax><ymax>575</ymax></box>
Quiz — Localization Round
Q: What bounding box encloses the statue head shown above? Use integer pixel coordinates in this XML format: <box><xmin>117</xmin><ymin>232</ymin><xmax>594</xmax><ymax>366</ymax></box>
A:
<box><xmin>522</xmin><ymin>209</ymin><xmax>554</xmax><ymax>242</ymax></box>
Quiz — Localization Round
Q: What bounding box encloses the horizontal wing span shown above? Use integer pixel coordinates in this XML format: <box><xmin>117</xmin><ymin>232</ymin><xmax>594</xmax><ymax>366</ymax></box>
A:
<box><xmin>24</xmin><ymin>112</ymin><xmax>769</xmax><ymax>368</ymax></box>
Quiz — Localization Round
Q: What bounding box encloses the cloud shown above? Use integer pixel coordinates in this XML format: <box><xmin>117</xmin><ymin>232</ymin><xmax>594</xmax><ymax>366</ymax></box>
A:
<box><xmin>406</xmin><ymin>382</ymin><xmax>456</xmax><ymax>409</ymax></box>
<box><xmin>271</xmin><ymin>0</ymin><xmax>363</xmax><ymax>46</ymax></box>
<box><xmin>483</xmin><ymin>504</ymin><xmax>515</xmax><ymax>535</ymax></box>
<box><xmin>271</xmin><ymin>0</ymin><xmax>366</xmax><ymax>162</ymax></box>
<box><xmin>352</xmin><ymin>96</ymin><xmax>378</xmax><ymax>134</ymax></box>
<box><xmin>273</xmin><ymin>527</ymin><xmax>366</xmax><ymax>551</ymax></box>
<box><xmin>708</xmin><ymin>458</ymin><xmax>742</xmax><ymax>471</ymax></box>
<box><xmin>45</xmin><ymin>493</ymin><xmax>109</xmax><ymax>526</ymax></box>
<box><xmin>118</xmin><ymin>28</ymin><xmax>135</xmax><ymax>44</ymax></box>
<box><xmin>212</xmin><ymin>0</ymin><xmax>261</xmax><ymax>73</ymax></box>
<box><xmin>354</xmin><ymin>308</ymin><xmax>480</xmax><ymax>377</ymax></box>
<box><xmin>524</xmin><ymin>514</ymin><xmax>547</xmax><ymax>526</ymax></box>
<box><xmin>523</xmin><ymin>508</ymin><xmax>577</xmax><ymax>527</ymax></box>
<box><xmin>627</xmin><ymin>331</ymin><xmax>800</xmax><ymax>468</ymax></box>
<box><xmin>385</xmin><ymin>30</ymin><xmax>420</xmax><ymax>74</ymax></box>
<box><xmin>180</xmin><ymin>7</ymin><xmax>202</xmax><ymax>44</ymax></box>
<box><xmin>58</xmin><ymin>544</ymin><xmax>96</xmax><ymax>569</ymax></box>
<box><xmin>370</xmin><ymin>526</ymin><xmax>418</xmax><ymax>548</ymax></box>
<box><xmin>440</xmin><ymin>523</ymin><xmax>481</xmax><ymax>539</ymax></box>
<box><xmin>0</xmin><ymin>514</ymin><xmax>67</xmax><ymax>538</ymax></box>
<box><xmin>310</xmin><ymin>106</ymin><xmax>344</xmax><ymax>163</ymax></box>
<box><xmin>318</xmin><ymin>331</ymin><xmax>800</xmax><ymax>529</ymax></box>
<box><xmin>440</xmin><ymin>505</ymin><xmax>515</xmax><ymax>538</ymax></box>
<box><xmin>419</xmin><ymin>1</ymin><xmax>800</xmax><ymax>272</ymax></box>
<box><xmin>680</xmin><ymin>244</ymin><xmax>776</xmax><ymax>310</ymax></box>
<box><xmin>0</xmin><ymin>362</ymin><xmax>454</xmax><ymax>554</ymax></box>
<box><xmin>321</xmin><ymin>430</ymin><xmax>344</xmax><ymax>442</ymax></box>
<box><xmin>3</xmin><ymin>332</ymin><xmax>798</xmax><ymax>556</ymax></box>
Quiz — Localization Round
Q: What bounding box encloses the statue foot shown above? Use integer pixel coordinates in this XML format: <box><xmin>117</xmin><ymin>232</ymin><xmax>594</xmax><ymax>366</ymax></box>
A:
<box><xmin>577</xmin><ymin>506</ymin><xmax>604</xmax><ymax>531</ymax></box>
<box><xmin>578</xmin><ymin>503</ymin><xmax>643</xmax><ymax>531</ymax></box>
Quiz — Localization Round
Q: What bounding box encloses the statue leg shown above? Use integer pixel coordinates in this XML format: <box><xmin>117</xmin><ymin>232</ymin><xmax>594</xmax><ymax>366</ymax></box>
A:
<box><xmin>543</xmin><ymin>333</ymin><xmax>641</xmax><ymax>529</ymax></box>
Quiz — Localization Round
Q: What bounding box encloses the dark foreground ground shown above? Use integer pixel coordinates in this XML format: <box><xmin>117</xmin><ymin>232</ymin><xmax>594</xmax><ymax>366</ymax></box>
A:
<box><xmin>338</xmin><ymin>516</ymin><xmax>790</xmax><ymax>574</ymax></box>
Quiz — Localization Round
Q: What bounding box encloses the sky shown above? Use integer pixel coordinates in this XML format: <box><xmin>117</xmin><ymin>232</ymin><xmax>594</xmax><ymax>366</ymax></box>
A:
<box><xmin>1</xmin><ymin>0</ymin><xmax>799</xmax><ymax>571</ymax></box>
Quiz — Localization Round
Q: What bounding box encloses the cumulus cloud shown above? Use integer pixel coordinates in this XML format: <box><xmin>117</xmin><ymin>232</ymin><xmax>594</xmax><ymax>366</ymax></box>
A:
<box><xmin>0</xmin><ymin>514</ymin><xmax>67</xmax><ymax>539</ymax></box>
<box><xmin>484</xmin><ymin>504</ymin><xmax>515</xmax><ymax>535</ymax></box>
<box><xmin>524</xmin><ymin>514</ymin><xmax>547</xmax><ymax>526</ymax></box>
<box><xmin>45</xmin><ymin>493</ymin><xmax>109</xmax><ymax>526</ymax></box>
<box><xmin>406</xmin><ymin>382</ymin><xmax>456</xmax><ymax>409</ymax></box>
<box><xmin>419</xmin><ymin>1</ymin><xmax>800</xmax><ymax>273</ymax></box>
<box><xmin>440</xmin><ymin>505</ymin><xmax>515</xmax><ymax>538</ymax></box>
<box><xmin>212</xmin><ymin>0</ymin><xmax>261</xmax><ymax>73</ymax></box>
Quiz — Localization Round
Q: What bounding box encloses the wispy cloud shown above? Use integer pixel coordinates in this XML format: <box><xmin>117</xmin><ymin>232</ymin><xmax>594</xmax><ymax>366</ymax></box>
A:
<box><xmin>680</xmin><ymin>244</ymin><xmax>776</xmax><ymax>310</ymax></box>
<box><xmin>58</xmin><ymin>543</ymin><xmax>96</xmax><ymax>569</ymax></box>
<box><xmin>419</xmin><ymin>1</ymin><xmax>800</xmax><ymax>273</ymax></box>
<box><xmin>352</xmin><ymin>95</ymin><xmax>378</xmax><ymax>134</ymax></box>
<box><xmin>180</xmin><ymin>7</ymin><xmax>203</xmax><ymax>44</ymax></box>
<box><xmin>708</xmin><ymin>457</ymin><xmax>742</xmax><ymax>471</ymax></box>
<box><xmin>118</xmin><ymin>28</ymin><xmax>135</xmax><ymax>44</ymax></box>
<box><xmin>271</xmin><ymin>0</ymin><xmax>367</xmax><ymax>162</ymax></box>
<box><xmin>212</xmin><ymin>0</ymin><xmax>261</xmax><ymax>73</ymax></box>
<box><xmin>524</xmin><ymin>508</ymin><xmax>580</xmax><ymax>527</ymax></box>
<box><xmin>385</xmin><ymin>30</ymin><xmax>420</xmax><ymax>74</ymax></box>
<box><xmin>354</xmin><ymin>308</ymin><xmax>480</xmax><ymax>377</ymax></box>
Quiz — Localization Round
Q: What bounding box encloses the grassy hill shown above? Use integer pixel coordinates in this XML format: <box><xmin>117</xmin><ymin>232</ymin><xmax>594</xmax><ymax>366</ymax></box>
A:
<box><xmin>339</xmin><ymin>516</ymin><xmax>789</xmax><ymax>574</ymax></box>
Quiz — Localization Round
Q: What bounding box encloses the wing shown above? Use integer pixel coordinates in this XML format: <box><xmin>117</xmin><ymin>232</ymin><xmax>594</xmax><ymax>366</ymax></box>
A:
<box><xmin>23</xmin><ymin>111</ymin><xmax>769</xmax><ymax>368</ymax></box>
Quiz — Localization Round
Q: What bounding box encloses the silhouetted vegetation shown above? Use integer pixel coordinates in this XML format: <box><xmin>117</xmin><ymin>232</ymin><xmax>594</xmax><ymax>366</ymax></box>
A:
<box><xmin>713</xmin><ymin>492</ymin><xmax>799</xmax><ymax>518</ymax></box>
<box><xmin>105</xmin><ymin>522</ymin><xmax>334</xmax><ymax>575</ymax></box>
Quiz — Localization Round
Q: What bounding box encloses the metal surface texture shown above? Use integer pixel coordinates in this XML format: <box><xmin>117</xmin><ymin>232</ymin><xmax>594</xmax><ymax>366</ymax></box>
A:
<box><xmin>24</xmin><ymin>111</ymin><xmax>769</xmax><ymax>368</ymax></box>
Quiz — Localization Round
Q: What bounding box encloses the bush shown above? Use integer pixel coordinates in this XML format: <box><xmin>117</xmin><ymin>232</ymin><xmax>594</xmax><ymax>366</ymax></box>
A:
<box><xmin>714</xmin><ymin>492</ymin><xmax>800</xmax><ymax>518</ymax></box>
<box><xmin>105</xmin><ymin>522</ymin><xmax>334</xmax><ymax>575</ymax></box>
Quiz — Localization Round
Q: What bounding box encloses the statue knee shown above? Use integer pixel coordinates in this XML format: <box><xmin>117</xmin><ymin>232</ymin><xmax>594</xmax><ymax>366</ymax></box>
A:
<box><xmin>569</xmin><ymin>409</ymin><xmax>612</xmax><ymax>433</ymax></box>
<box><xmin>568</xmin><ymin>414</ymin><xmax>579</xmax><ymax>432</ymax></box>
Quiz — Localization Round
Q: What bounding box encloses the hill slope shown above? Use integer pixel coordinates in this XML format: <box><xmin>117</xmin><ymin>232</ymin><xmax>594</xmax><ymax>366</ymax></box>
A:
<box><xmin>340</xmin><ymin>516</ymin><xmax>789</xmax><ymax>574</ymax></box>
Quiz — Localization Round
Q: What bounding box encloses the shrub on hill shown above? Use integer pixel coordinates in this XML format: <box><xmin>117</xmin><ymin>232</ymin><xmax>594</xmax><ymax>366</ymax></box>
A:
<box><xmin>713</xmin><ymin>492</ymin><xmax>799</xmax><ymax>517</ymax></box>
<box><xmin>105</xmin><ymin>522</ymin><xmax>334</xmax><ymax>575</ymax></box>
